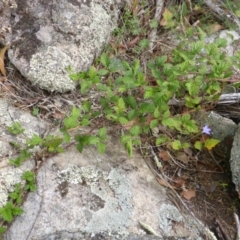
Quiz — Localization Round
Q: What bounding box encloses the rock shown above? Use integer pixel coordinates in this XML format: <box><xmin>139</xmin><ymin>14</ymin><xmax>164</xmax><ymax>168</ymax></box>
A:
<box><xmin>2</xmin><ymin>133</ymin><xmax>214</xmax><ymax>239</ymax></box>
<box><xmin>0</xmin><ymin>98</ymin><xmax>47</xmax><ymax>208</ymax></box>
<box><xmin>230</xmin><ymin>124</ymin><xmax>240</xmax><ymax>197</ymax></box>
<box><xmin>207</xmin><ymin>111</ymin><xmax>238</xmax><ymax>141</ymax></box>
<box><xmin>0</xmin><ymin>0</ymin><xmax>126</xmax><ymax>92</ymax></box>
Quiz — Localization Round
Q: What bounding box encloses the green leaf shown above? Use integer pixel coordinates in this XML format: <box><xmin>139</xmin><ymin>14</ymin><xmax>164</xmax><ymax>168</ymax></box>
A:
<box><xmin>98</xmin><ymin>127</ymin><xmax>107</xmax><ymax>138</ymax></box>
<box><xmin>172</xmin><ymin>140</ymin><xmax>182</xmax><ymax>150</ymax></box>
<box><xmin>32</xmin><ymin>107</ymin><xmax>39</xmax><ymax>116</ymax></box>
<box><xmin>81</xmin><ymin>119</ymin><xmax>91</xmax><ymax>126</ymax></box>
<box><xmin>80</xmin><ymin>81</ymin><xmax>90</xmax><ymax>94</ymax></box>
<box><xmin>150</xmin><ymin>119</ymin><xmax>158</xmax><ymax>129</ymax></box>
<box><xmin>194</xmin><ymin>141</ymin><xmax>202</xmax><ymax>150</ymax></box>
<box><xmin>82</xmin><ymin>101</ymin><xmax>91</xmax><ymax>112</ymax></box>
<box><xmin>139</xmin><ymin>102</ymin><xmax>155</xmax><ymax>114</ymax></box>
<box><xmin>156</xmin><ymin>135</ymin><xmax>169</xmax><ymax>145</ymax></box>
<box><xmin>204</xmin><ymin>138</ymin><xmax>220</xmax><ymax>150</ymax></box>
<box><xmin>0</xmin><ymin>202</ymin><xmax>14</xmax><ymax>222</ymax></box>
<box><xmin>118</xmin><ymin>117</ymin><xmax>129</xmax><ymax>125</ymax></box>
<box><xmin>128</xmin><ymin>110</ymin><xmax>137</xmax><ymax>121</ymax></box>
<box><xmin>12</xmin><ymin>206</ymin><xmax>24</xmax><ymax>216</ymax></box>
<box><xmin>27</xmin><ymin>134</ymin><xmax>43</xmax><ymax>148</ymax></box>
<box><xmin>153</xmin><ymin>108</ymin><xmax>161</xmax><ymax>118</ymax></box>
<box><xmin>139</xmin><ymin>39</ymin><xmax>150</xmax><ymax>49</ymax></box>
<box><xmin>215</xmin><ymin>38</ymin><xmax>227</xmax><ymax>48</ymax></box>
<box><xmin>121</xmin><ymin>136</ymin><xmax>133</xmax><ymax>157</ymax></box>
<box><xmin>0</xmin><ymin>226</ymin><xmax>6</xmax><ymax>234</ymax></box>
<box><xmin>76</xmin><ymin>141</ymin><xmax>84</xmax><ymax>153</ymax></box>
<box><xmin>61</xmin><ymin>129</ymin><xmax>71</xmax><ymax>143</ymax></box>
<box><xmin>163</xmin><ymin>110</ymin><xmax>170</xmax><ymax>119</ymax></box>
<box><xmin>8</xmin><ymin>122</ymin><xmax>25</xmax><ymax>135</ymax></box>
<box><xmin>126</xmin><ymin>96</ymin><xmax>137</xmax><ymax>108</ymax></box>
<box><xmin>100</xmin><ymin>53</ymin><xmax>110</xmax><ymax>67</ymax></box>
<box><xmin>98</xmin><ymin>142</ymin><xmax>106</xmax><ymax>154</ymax></box>
<box><xmin>150</xmin><ymin>19</ymin><xmax>158</xmax><ymax>28</ymax></box>
<box><xmin>63</xmin><ymin>106</ymin><xmax>81</xmax><ymax>129</ymax></box>
<box><xmin>98</xmin><ymin>68</ymin><xmax>109</xmax><ymax>76</ymax></box>
<box><xmin>129</xmin><ymin>126</ymin><xmax>141</xmax><ymax>136</ymax></box>
<box><xmin>21</xmin><ymin>171</ymin><xmax>35</xmax><ymax>182</ymax></box>
<box><xmin>117</xmin><ymin>98</ymin><xmax>126</xmax><ymax>110</ymax></box>
<box><xmin>162</xmin><ymin>117</ymin><xmax>181</xmax><ymax>131</ymax></box>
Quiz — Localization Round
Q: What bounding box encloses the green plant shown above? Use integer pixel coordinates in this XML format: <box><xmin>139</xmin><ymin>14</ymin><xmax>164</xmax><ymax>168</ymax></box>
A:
<box><xmin>69</xmin><ymin>27</ymin><xmax>238</xmax><ymax>155</ymax></box>
<box><xmin>8</xmin><ymin>122</ymin><xmax>25</xmax><ymax>135</ymax></box>
<box><xmin>0</xmin><ymin>171</ymin><xmax>36</xmax><ymax>235</ymax></box>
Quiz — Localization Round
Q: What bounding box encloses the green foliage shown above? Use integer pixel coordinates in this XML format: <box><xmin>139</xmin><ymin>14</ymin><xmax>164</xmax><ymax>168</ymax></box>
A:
<box><xmin>75</xmin><ymin>127</ymin><xmax>107</xmax><ymax>154</ymax></box>
<box><xmin>69</xmin><ymin>27</ymin><xmax>239</xmax><ymax>155</ymax></box>
<box><xmin>21</xmin><ymin>171</ymin><xmax>36</xmax><ymax>191</ymax></box>
<box><xmin>9</xmin><ymin>184</ymin><xmax>23</xmax><ymax>204</ymax></box>
<box><xmin>9</xmin><ymin>149</ymin><xmax>32</xmax><ymax>167</ymax></box>
<box><xmin>63</xmin><ymin>106</ymin><xmax>81</xmax><ymax>129</ymax></box>
<box><xmin>0</xmin><ymin>171</ymin><xmax>36</xmax><ymax>233</ymax></box>
<box><xmin>0</xmin><ymin>201</ymin><xmax>23</xmax><ymax>222</ymax></box>
<box><xmin>7</xmin><ymin>122</ymin><xmax>25</xmax><ymax>135</ymax></box>
<box><xmin>32</xmin><ymin>107</ymin><xmax>39</xmax><ymax>116</ymax></box>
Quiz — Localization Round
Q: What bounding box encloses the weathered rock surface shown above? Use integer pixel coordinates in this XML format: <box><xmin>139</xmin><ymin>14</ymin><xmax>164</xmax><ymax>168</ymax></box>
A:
<box><xmin>0</xmin><ymin>101</ymin><xmax>216</xmax><ymax>239</ymax></box>
<box><xmin>0</xmin><ymin>0</ymin><xmax>125</xmax><ymax>92</ymax></box>
<box><xmin>3</xmin><ymin>142</ymin><xmax>207</xmax><ymax>240</ymax></box>
<box><xmin>0</xmin><ymin>99</ymin><xmax>47</xmax><ymax>207</ymax></box>
<box><xmin>230</xmin><ymin>123</ymin><xmax>240</xmax><ymax>197</ymax></box>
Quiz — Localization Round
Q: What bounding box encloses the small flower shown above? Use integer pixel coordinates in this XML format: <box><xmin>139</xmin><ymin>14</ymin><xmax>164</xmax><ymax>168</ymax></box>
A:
<box><xmin>202</xmin><ymin>125</ymin><xmax>211</xmax><ymax>135</ymax></box>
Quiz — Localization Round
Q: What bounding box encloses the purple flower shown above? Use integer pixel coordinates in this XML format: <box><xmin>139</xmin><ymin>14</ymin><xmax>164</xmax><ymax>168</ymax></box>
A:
<box><xmin>202</xmin><ymin>125</ymin><xmax>211</xmax><ymax>135</ymax></box>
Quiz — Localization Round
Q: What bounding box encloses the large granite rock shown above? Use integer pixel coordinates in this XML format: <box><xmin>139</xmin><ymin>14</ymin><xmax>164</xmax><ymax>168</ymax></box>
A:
<box><xmin>230</xmin><ymin>124</ymin><xmax>240</xmax><ymax>197</ymax></box>
<box><xmin>0</xmin><ymin>0</ymin><xmax>126</xmax><ymax>92</ymax></box>
<box><xmin>3</xmin><ymin>142</ymin><xmax>208</xmax><ymax>240</ymax></box>
<box><xmin>0</xmin><ymin>99</ymin><xmax>216</xmax><ymax>239</ymax></box>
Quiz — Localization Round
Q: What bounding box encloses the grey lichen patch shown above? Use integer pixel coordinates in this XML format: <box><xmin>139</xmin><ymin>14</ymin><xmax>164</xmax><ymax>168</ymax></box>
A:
<box><xmin>57</xmin><ymin>165</ymin><xmax>133</xmax><ymax>234</ymax></box>
<box><xmin>28</xmin><ymin>46</ymin><xmax>76</xmax><ymax>92</ymax></box>
<box><xmin>0</xmin><ymin>168</ymin><xmax>24</xmax><ymax>207</ymax></box>
<box><xmin>158</xmin><ymin>204</ymin><xmax>183</xmax><ymax>235</ymax></box>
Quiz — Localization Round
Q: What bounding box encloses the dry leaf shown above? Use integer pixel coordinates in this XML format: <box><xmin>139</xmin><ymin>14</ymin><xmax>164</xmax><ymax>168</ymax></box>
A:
<box><xmin>159</xmin><ymin>150</ymin><xmax>170</xmax><ymax>161</ymax></box>
<box><xmin>122</xmin><ymin>118</ymin><xmax>139</xmax><ymax>130</ymax></box>
<box><xmin>157</xmin><ymin>177</ymin><xmax>177</xmax><ymax>189</ymax></box>
<box><xmin>126</xmin><ymin>36</ymin><xmax>140</xmax><ymax>48</ymax></box>
<box><xmin>160</xmin><ymin>8</ymin><xmax>173</xmax><ymax>26</ymax></box>
<box><xmin>180</xmin><ymin>189</ymin><xmax>196</xmax><ymax>200</ymax></box>
<box><xmin>174</xmin><ymin>177</ymin><xmax>186</xmax><ymax>188</ymax></box>
<box><xmin>183</xmin><ymin>147</ymin><xmax>192</xmax><ymax>157</ymax></box>
<box><xmin>0</xmin><ymin>45</ymin><xmax>10</xmax><ymax>77</ymax></box>
<box><xmin>209</xmin><ymin>24</ymin><xmax>224</xmax><ymax>34</ymax></box>
<box><xmin>176</xmin><ymin>151</ymin><xmax>189</xmax><ymax>164</ymax></box>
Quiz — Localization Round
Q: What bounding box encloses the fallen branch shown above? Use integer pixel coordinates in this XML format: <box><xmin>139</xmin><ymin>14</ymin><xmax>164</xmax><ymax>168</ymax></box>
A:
<box><xmin>148</xmin><ymin>0</ymin><xmax>164</xmax><ymax>52</ymax></box>
<box><xmin>203</xmin><ymin>0</ymin><xmax>240</xmax><ymax>29</ymax></box>
<box><xmin>168</xmin><ymin>93</ymin><xmax>240</xmax><ymax>106</ymax></box>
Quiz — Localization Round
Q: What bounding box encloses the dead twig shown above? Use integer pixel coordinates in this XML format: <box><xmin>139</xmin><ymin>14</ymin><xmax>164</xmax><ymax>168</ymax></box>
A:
<box><xmin>148</xmin><ymin>0</ymin><xmax>164</xmax><ymax>53</ymax></box>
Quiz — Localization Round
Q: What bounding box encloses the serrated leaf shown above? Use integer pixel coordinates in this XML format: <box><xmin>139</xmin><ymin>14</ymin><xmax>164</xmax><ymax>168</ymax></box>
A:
<box><xmin>129</xmin><ymin>125</ymin><xmax>141</xmax><ymax>136</ymax></box>
<box><xmin>117</xmin><ymin>98</ymin><xmax>126</xmax><ymax>110</ymax></box>
<box><xmin>194</xmin><ymin>141</ymin><xmax>202</xmax><ymax>150</ymax></box>
<box><xmin>98</xmin><ymin>127</ymin><xmax>107</xmax><ymax>138</ymax></box>
<box><xmin>161</xmin><ymin>8</ymin><xmax>173</xmax><ymax>23</ymax></box>
<box><xmin>156</xmin><ymin>135</ymin><xmax>169</xmax><ymax>145</ymax></box>
<box><xmin>100</xmin><ymin>53</ymin><xmax>110</xmax><ymax>67</ymax></box>
<box><xmin>27</xmin><ymin>134</ymin><xmax>43</xmax><ymax>147</ymax></box>
<box><xmin>172</xmin><ymin>140</ymin><xmax>182</xmax><ymax>150</ymax></box>
<box><xmin>204</xmin><ymin>138</ymin><xmax>220</xmax><ymax>150</ymax></box>
<box><xmin>118</xmin><ymin>116</ymin><xmax>129</xmax><ymax>125</ymax></box>
<box><xmin>0</xmin><ymin>202</ymin><xmax>14</xmax><ymax>222</ymax></box>
<box><xmin>98</xmin><ymin>142</ymin><xmax>106</xmax><ymax>154</ymax></box>
<box><xmin>98</xmin><ymin>68</ymin><xmax>109</xmax><ymax>76</ymax></box>
<box><xmin>88</xmin><ymin>136</ymin><xmax>99</xmax><ymax>145</ymax></box>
